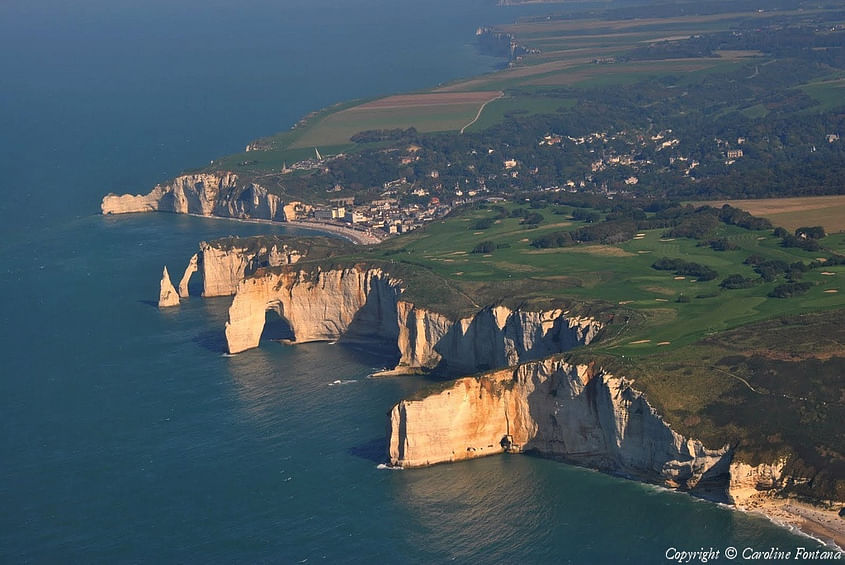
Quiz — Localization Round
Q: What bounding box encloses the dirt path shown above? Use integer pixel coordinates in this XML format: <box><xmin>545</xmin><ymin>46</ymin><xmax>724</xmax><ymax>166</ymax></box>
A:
<box><xmin>460</xmin><ymin>92</ymin><xmax>504</xmax><ymax>134</ymax></box>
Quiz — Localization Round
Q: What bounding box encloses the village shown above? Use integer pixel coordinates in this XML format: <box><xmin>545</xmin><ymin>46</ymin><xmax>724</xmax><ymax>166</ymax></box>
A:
<box><xmin>285</xmin><ymin>190</ymin><xmax>453</xmax><ymax>241</ymax></box>
<box><xmin>274</xmin><ymin>123</ymin><xmax>841</xmax><ymax>240</ymax></box>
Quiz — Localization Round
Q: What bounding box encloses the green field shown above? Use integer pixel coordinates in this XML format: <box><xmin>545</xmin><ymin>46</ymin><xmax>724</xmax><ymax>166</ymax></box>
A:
<box><xmin>800</xmin><ymin>76</ymin><xmax>845</xmax><ymax>111</ymax></box>
<box><xmin>290</xmin><ymin>92</ymin><xmax>503</xmax><ymax>147</ymax></box>
<box><xmin>464</xmin><ymin>95</ymin><xmax>575</xmax><ymax>132</ymax></box>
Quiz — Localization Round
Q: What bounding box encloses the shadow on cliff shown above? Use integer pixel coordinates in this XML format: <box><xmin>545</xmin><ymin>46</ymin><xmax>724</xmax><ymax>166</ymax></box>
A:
<box><xmin>520</xmin><ymin>364</ymin><xmax>733</xmax><ymax>501</ymax></box>
<box><xmin>338</xmin><ymin>282</ymin><xmax>401</xmax><ymax>365</ymax></box>
<box><xmin>426</xmin><ymin>309</ymin><xmax>586</xmax><ymax>376</ymax></box>
<box><xmin>347</xmin><ymin>436</ymin><xmax>388</xmax><ymax>463</ymax></box>
<box><xmin>261</xmin><ymin>310</ymin><xmax>295</xmax><ymax>342</ymax></box>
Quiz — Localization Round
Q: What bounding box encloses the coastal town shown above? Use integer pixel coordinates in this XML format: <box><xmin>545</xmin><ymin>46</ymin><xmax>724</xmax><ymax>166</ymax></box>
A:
<box><xmin>278</xmin><ymin>125</ymin><xmax>840</xmax><ymax>242</ymax></box>
<box><xmin>285</xmin><ymin>191</ymin><xmax>452</xmax><ymax>242</ymax></box>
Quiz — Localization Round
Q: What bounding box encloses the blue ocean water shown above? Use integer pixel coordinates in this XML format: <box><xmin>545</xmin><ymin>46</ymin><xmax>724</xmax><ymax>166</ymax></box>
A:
<box><xmin>0</xmin><ymin>1</ymin><xmax>837</xmax><ymax>562</ymax></box>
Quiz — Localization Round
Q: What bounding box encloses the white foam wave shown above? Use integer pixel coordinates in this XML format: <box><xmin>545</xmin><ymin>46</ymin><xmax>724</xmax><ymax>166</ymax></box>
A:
<box><xmin>328</xmin><ymin>379</ymin><xmax>358</xmax><ymax>386</ymax></box>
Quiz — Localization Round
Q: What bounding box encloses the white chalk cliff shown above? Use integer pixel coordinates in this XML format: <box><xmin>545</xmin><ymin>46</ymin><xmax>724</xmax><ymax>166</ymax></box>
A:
<box><xmin>178</xmin><ymin>238</ymin><xmax>304</xmax><ymax>299</ymax></box>
<box><xmin>161</xmin><ymin>241</ymin><xmax>809</xmax><ymax>510</ymax></box>
<box><xmin>101</xmin><ymin>172</ymin><xmax>286</xmax><ymax>221</ymax></box>
<box><xmin>178</xmin><ymin>253</ymin><xmax>198</xmax><ymax>299</ymax></box>
<box><xmin>158</xmin><ymin>266</ymin><xmax>180</xmax><ymax>308</ymax></box>
<box><xmin>387</xmin><ymin>358</ymin><xmax>788</xmax><ymax>501</ymax></box>
<box><xmin>223</xmin><ymin>266</ymin><xmax>601</xmax><ymax>374</ymax></box>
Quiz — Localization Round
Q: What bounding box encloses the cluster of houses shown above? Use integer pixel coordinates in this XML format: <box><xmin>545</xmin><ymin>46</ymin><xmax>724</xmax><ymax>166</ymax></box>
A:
<box><xmin>289</xmin><ymin>194</ymin><xmax>451</xmax><ymax>236</ymax></box>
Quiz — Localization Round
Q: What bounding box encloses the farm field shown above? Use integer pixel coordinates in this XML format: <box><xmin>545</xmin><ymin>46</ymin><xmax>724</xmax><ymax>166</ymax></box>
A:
<box><xmin>701</xmin><ymin>195</ymin><xmax>845</xmax><ymax>233</ymax></box>
<box><xmin>435</xmin><ymin>9</ymin><xmax>804</xmax><ymax>93</ymax></box>
<box><xmin>290</xmin><ymin>92</ymin><xmax>503</xmax><ymax>148</ymax></box>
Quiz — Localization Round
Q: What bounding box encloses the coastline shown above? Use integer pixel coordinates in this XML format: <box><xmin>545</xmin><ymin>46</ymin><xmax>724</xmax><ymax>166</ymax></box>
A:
<box><xmin>287</xmin><ymin>219</ymin><xmax>383</xmax><ymax>245</ymax></box>
<box><xmin>179</xmin><ymin>213</ymin><xmax>382</xmax><ymax>245</ymax></box>
<box><xmin>737</xmin><ymin>492</ymin><xmax>845</xmax><ymax>551</ymax></box>
<box><xmin>104</xmin><ymin>16</ymin><xmax>843</xmax><ymax>555</ymax></box>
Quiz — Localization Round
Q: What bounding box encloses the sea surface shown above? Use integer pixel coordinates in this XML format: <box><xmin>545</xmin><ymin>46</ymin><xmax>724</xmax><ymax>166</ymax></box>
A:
<box><xmin>0</xmin><ymin>1</ymin><xmax>836</xmax><ymax>562</ymax></box>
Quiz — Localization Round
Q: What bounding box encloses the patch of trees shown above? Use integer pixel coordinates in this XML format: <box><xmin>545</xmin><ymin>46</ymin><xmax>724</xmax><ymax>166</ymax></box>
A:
<box><xmin>774</xmin><ymin>226</ymin><xmax>826</xmax><ymax>251</ymax></box>
<box><xmin>471</xmin><ymin>240</ymin><xmax>510</xmax><ymax>254</ymax></box>
<box><xmin>520</xmin><ymin>212</ymin><xmax>544</xmax><ymax>226</ymax></box>
<box><xmin>606</xmin><ymin>207</ymin><xmax>646</xmax><ymax>222</ymax></box>
<box><xmin>718</xmin><ymin>205</ymin><xmax>772</xmax><ymax>231</ymax></box>
<box><xmin>662</xmin><ymin>212</ymin><xmax>720</xmax><ymax>239</ymax></box>
<box><xmin>769</xmin><ymin>282</ymin><xmax>813</xmax><ymax>298</ymax></box>
<box><xmin>795</xmin><ymin>226</ymin><xmax>826</xmax><ymax>240</ymax></box>
<box><xmin>780</xmin><ymin>234</ymin><xmax>821</xmax><ymax>252</ymax></box>
<box><xmin>472</xmin><ymin>241</ymin><xmax>496</xmax><ymax>254</ymax></box>
<box><xmin>745</xmin><ymin>256</ymin><xmax>809</xmax><ymax>281</ymax></box>
<box><xmin>700</xmin><ymin>238</ymin><xmax>739</xmax><ymax>251</ymax></box>
<box><xmin>720</xmin><ymin>274</ymin><xmax>758</xmax><ymax>289</ymax></box>
<box><xmin>571</xmin><ymin>209</ymin><xmax>601</xmax><ymax>223</ymax></box>
<box><xmin>746</xmin><ymin>257</ymin><xmax>788</xmax><ymax>281</ymax></box>
<box><xmin>651</xmin><ymin>205</ymin><xmax>771</xmax><ymax>239</ymax></box>
<box><xmin>547</xmin><ymin>193</ymin><xmax>620</xmax><ymax>211</ymax></box>
<box><xmin>491</xmin><ymin>205</ymin><xmax>509</xmax><ymax>219</ymax></box>
<box><xmin>509</xmin><ymin>207</ymin><xmax>545</xmax><ymax>226</ymax></box>
<box><xmin>531</xmin><ymin>218</ymin><xmax>638</xmax><ymax>248</ymax></box>
<box><xmin>652</xmin><ymin>257</ymin><xmax>718</xmax><ymax>281</ymax></box>
<box><xmin>474</xmin><ymin>218</ymin><xmax>494</xmax><ymax>230</ymax></box>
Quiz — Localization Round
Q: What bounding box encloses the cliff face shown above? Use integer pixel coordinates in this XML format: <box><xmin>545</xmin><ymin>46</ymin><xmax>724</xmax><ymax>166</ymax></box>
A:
<box><xmin>225</xmin><ymin>267</ymin><xmax>402</xmax><ymax>353</ymax></box>
<box><xmin>178</xmin><ymin>253</ymin><xmax>198</xmax><ymax>299</ymax></box>
<box><xmin>177</xmin><ymin>238</ymin><xmax>304</xmax><ymax>298</ymax></box>
<box><xmin>223</xmin><ymin>266</ymin><xmax>602</xmax><ymax>371</ymax></box>
<box><xmin>101</xmin><ymin>173</ymin><xmax>286</xmax><ymax>221</ymax></box>
<box><xmin>395</xmin><ymin>303</ymin><xmax>600</xmax><ymax>373</ymax></box>
<box><xmin>387</xmin><ymin>359</ymin><xmax>808</xmax><ymax>502</ymax></box>
<box><xmin>388</xmin><ymin>359</ymin><xmax>732</xmax><ymax>493</ymax></box>
<box><xmin>197</xmin><ymin>240</ymin><xmax>303</xmax><ymax>297</ymax></box>
<box><xmin>727</xmin><ymin>459</ymin><xmax>788</xmax><ymax>504</ymax></box>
